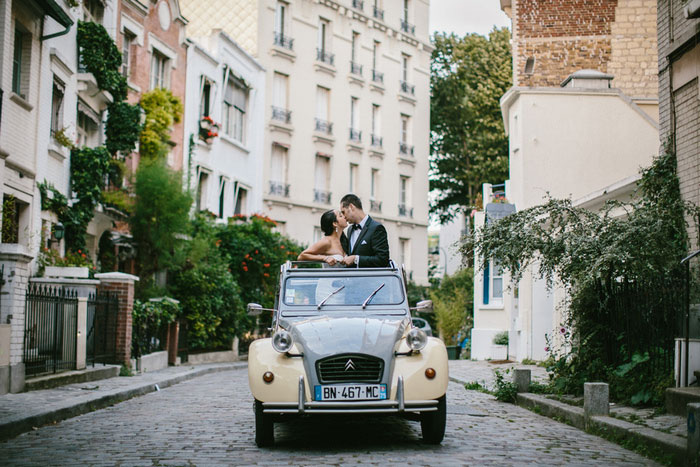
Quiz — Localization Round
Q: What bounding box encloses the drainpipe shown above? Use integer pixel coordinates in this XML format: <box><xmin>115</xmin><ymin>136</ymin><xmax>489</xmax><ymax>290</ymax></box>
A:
<box><xmin>41</xmin><ymin>23</ymin><xmax>71</xmax><ymax>41</ymax></box>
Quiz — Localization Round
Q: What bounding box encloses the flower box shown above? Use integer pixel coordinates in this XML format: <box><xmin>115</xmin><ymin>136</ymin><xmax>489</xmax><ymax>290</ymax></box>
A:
<box><xmin>44</xmin><ymin>266</ymin><xmax>90</xmax><ymax>278</ymax></box>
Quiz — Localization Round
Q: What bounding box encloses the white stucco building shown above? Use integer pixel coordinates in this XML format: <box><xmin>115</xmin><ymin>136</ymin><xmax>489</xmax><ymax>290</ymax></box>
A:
<box><xmin>180</xmin><ymin>0</ymin><xmax>432</xmax><ymax>284</ymax></box>
<box><xmin>184</xmin><ymin>30</ymin><xmax>266</xmax><ymax>218</ymax></box>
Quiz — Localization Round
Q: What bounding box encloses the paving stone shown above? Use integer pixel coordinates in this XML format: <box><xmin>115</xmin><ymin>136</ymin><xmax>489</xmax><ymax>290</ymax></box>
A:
<box><xmin>0</xmin><ymin>368</ymin><xmax>660</xmax><ymax>465</ymax></box>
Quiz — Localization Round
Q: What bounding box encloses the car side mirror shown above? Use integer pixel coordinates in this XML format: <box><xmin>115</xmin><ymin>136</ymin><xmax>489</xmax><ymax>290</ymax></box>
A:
<box><xmin>247</xmin><ymin>303</ymin><xmax>263</xmax><ymax>316</ymax></box>
<box><xmin>411</xmin><ymin>300</ymin><xmax>433</xmax><ymax>313</ymax></box>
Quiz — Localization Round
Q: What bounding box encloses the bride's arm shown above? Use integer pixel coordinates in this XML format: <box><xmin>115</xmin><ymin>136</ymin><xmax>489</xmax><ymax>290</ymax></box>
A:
<box><xmin>297</xmin><ymin>238</ymin><xmax>336</xmax><ymax>264</ymax></box>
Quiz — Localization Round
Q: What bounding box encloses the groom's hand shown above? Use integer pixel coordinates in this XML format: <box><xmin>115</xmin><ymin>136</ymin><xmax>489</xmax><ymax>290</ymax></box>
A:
<box><xmin>324</xmin><ymin>256</ymin><xmax>337</xmax><ymax>266</ymax></box>
<box><xmin>341</xmin><ymin>255</ymin><xmax>356</xmax><ymax>266</ymax></box>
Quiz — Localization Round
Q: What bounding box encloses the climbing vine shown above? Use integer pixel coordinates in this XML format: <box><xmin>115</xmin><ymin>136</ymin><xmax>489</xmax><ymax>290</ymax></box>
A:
<box><xmin>139</xmin><ymin>88</ymin><xmax>183</xmax><ymax>161</ymax></box>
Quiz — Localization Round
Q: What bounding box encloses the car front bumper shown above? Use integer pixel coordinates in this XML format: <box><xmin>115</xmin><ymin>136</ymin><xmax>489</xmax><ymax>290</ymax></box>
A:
<box><xmin>262</xmin><ymin>375</ymin><xmax>440</xmax><ymax>414</ymax></box>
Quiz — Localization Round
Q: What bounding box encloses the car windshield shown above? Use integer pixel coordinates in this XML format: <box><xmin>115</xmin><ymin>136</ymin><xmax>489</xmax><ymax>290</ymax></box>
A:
<box><xmin>283</xmin><ymin>275</ymin><xmax>404</xmax><ymax>307</ymax></box>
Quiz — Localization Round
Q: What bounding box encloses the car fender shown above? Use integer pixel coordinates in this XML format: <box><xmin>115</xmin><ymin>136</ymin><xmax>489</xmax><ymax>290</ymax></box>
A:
<box><xmin>248</xmin><ymin>338</ymin><xmax>309</xmax><ymax>402</ymax></box>
<box><xmin>391</xmin><ymin>337</ymin><xmax>448</xmax><ymax>401</ymax></box>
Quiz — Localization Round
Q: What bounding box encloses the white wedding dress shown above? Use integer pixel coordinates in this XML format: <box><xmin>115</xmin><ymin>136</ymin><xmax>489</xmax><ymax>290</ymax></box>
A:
<box><xmin>316</xmin><ymin>255</ymin><xmax>346</xmax><ymax>305</ymax></box>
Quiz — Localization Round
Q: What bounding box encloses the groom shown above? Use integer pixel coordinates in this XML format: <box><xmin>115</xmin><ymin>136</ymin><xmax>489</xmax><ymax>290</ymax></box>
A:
<box><xmin>339</xmin><ymin>194</ymin><xmax>390</xmax><ymax>268</ymax></box>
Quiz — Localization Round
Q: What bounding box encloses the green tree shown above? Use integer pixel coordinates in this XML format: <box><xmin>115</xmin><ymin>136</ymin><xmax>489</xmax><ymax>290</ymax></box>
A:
<box><xmin>430</xmin><ymin>28</ymin><xmax>512</xmax><ymax>222</ymax></box>
<box><xmin>430</xmin><ymin>268</ymin><xmax>474</xmax><ymax>345</ymax></box>
<box><xmin>139</xmin><ymin>88</ymin><xmax>183</xmax><ymax>161</ymax></box>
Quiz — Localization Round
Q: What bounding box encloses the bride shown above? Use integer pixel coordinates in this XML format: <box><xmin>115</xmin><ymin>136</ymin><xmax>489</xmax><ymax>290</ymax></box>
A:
<box><xmin>297</xmin><ymin>209</ymin><xmax>348</xmax><ymax>267</ymax></box>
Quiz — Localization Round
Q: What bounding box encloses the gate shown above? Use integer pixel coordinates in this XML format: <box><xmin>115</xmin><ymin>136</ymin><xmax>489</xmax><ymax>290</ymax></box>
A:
<box><xmin>87</xmin><ymin>291</ymin><xmax>119</xmax><ymax>365</ymax></box>
<box><xmin>23</xmin><ymin>285</ymin><xmax>78</xmax><ymax>377</ymax></box>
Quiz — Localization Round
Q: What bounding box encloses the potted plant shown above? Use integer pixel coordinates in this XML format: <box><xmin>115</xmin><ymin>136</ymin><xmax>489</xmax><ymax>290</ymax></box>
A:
<box><xmin>199</xmin><ymin>116</ymin><xmax>220</xmax><ymax>143</ymax></box>
<box><xmin>492</xmin><ymin>331</ymin><xmax>509</xmax><ymax>361</ymax></box>
<box><xmin>39</xmin><ymin>248</ymin><xmax>96</xmax><ymax>278</ymax></box>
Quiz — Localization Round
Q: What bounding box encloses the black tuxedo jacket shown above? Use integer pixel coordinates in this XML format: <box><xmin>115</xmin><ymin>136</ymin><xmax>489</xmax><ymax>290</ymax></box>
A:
<box><xmin>341</xmin><ymin>216</ymin><xmax>390</xmax><ymax>267</ymax></box>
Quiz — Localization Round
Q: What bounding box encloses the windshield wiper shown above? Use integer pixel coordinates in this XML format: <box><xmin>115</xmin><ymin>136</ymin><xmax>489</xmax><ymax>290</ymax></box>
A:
<box><xmin>362</xmin><ymin>283</ymin><xmax>385</xmax><ymax>309</ymax></box>
<box><xmin>317</xmin><ymin>285</ymin><xmax>345</xmax><ymax>309</ymax></box>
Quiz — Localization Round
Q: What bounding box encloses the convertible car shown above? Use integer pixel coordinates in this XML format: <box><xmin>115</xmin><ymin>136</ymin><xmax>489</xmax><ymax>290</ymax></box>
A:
<box><xmin>247</xmin><ymin>260</ymin><xmax>448</xmax><ymax>447</ymax></box>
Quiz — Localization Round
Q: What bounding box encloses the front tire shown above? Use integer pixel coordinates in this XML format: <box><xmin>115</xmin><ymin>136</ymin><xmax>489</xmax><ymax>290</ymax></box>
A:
<box><xmin>254</xmin><ymin>400</ymin><xmax>274</xmax><ymax>447</ymax></box>
<box><xmin>421</xmin><ymin>394</ymin><xmax>446</xmax><ymax>444</ymax></box>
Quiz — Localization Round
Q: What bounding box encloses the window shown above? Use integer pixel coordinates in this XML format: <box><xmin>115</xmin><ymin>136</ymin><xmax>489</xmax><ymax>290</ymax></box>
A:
<box><xmin>318</xmin><ymin>19</ymin><xmax>329</xmax><ymax>53</ymax></box>
<box><xmin>372</xmin><ymin>104</ymin><xmax>381</xmax><ymax>136</ymax></box>
<box><xmin>524</xmin><ymin>57</ymin><xmax>535</xmax><ymax>75</ymax></box>
<box><xmin>1</xmin><ymin>194</ymin><xmax>24</xmax><ymax>244</ymax></box>
<box><xmin>200</xmin><ymin>78</ymin><xmax>212</xmax><ymax>118</ymax></box>
<box><xmin>275</xmin><ymin>1</ymin><xmax>287</xmax><ymax>36</ymax></box>
<box><xmin>314</xmin><ymin>155</ymin><xmax>330</xmax><ymax>192</ymax></box>
<box><xmin>350</xmin><ymin>97</ymin><xmax>360</xmax><ymax>134</ymax></box>
<box><xmin>12</xmin><ymin>23</ymin><xmax>30</xmax><ymax>98</ymax></box>
<box><xmin>76</xmin><ymin>102</ymin><xmax>100</xmax><ymax>148</ymax></box>
<box><xmin>349</xmin><ymin>163</ymin><xmax>358</xmax><ymax>192</ymax></box>
<box><xmin>196</xmin><ymin>171</ymin><xmax>209</xmax><ymax>212</ymax></box>
<box><xmin>234</xmin><ymin>186</ymin><xmax>248</xmax><ymax>215</ymax></box>
<box><xmin>84</xmin><ymin>0</ymin><xmax>104</xmax><ymax>23</ymax></box>
<box><xmin>224</xmin><ymin>77</ymin><xmax>247</xmax><ymax>143</ymax></box>
<box><xmin>218</xmin><ymin>177</ymin><xmax>227</xmax><ymax>218</ymax></box>
<box><xmin>370</xmin><ymin>168</ymin><xmax>379</xmax><ymax>199</ymax></box>
<box><xmin>401</xmin><ymin>54</ymin><xmax>409</xmax><ymax>82</ymax></box>
<box><xmin>273</xmin><ymin>72</ymin><xmax>288</xmax><ymax>109</ymax></box>
<box><xmin>313</xmin><ymin>227</ymin><xmax>323</xmax><ymax>243</ymax></box>
<box><xmin>403</xmin><ymin>0</ymin><xmax>409</xmax><ymax>22</ymax></box>
<box><xmin>399</xmin><ymin>176</ymin><xmax>410</xmax><ymax>205</ymax></box>
<box><xmin>50</xmin><ymin>78</ymin><xmax>65</xmax><ymax>136</ymax></box>
<box><xmin>483</xmin><ymin>260</ymin><xmax>504</xmax><ymax>305</ymax></box>
<box><xmin>399</xmin><ymin>238</ymin><xmax>410</xmax><ymax>270</ymax></box>
<box><xmin>122</xmin><ymin>31</ymin><xmax>136</xmax><ymax>78</ymax></box>
<box><xmin>372</xmin><ymin>41</ymin><xmax>378</xmax><ymax>69</ymax></box>
<box><xmin>270</xmin><ymin>144</ymin><xmax>289</xmax><ymax>196</ymax></box>
<box><xmin>150</xmin><ymin>50</ymin><xmax>169</xmax><ymax>89</ymax></box>
<box><xmin>400</xmin><ymin>114</ymin><xmax>410</xmax><ymax>143</ymax></box>
<box><xmin>315</xmin><ymin>86</ymin><xmax>331</xmax><ymax>132</ymax></box>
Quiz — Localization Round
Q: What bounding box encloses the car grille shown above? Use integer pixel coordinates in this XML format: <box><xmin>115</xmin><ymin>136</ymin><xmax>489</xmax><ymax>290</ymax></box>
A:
<box><xmin>316</xmin><ymin>354</ymin><xmax>384</xmax><ymax>384</ymax></box>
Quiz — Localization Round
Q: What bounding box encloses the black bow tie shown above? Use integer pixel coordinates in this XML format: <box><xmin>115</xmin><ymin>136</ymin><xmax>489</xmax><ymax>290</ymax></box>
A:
<box><xmin>351</xmin><ymin>224</ymin><xmax>362</xmax><ymax>231</ymax></box>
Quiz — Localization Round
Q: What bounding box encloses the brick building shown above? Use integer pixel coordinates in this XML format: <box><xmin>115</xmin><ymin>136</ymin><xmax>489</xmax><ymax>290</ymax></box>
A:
<box><xmin>657</xmin><ymin>0</ymin><xmax>700</xmax><ymax>249</ymax></box>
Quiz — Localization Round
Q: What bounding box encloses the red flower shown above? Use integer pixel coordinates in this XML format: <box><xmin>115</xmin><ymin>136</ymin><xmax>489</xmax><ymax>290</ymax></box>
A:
<box><xmin>263</xmin><ymin>273</ymin><xmax>269</xmax><ymax>277</ymax></box>
<box><xmin>243</xmin><ymin>266</ymin><xmax>248</xmax><ymax>272</ymax></box>
<box><xmin>280</xmin><ymin>245</ymin><xmax>285</xmax><ymax>250</ymax></box>
<box><xmin>263</xmin><ymin>263</ymin><xmax>270</xmax><ymax>268</ymax></box>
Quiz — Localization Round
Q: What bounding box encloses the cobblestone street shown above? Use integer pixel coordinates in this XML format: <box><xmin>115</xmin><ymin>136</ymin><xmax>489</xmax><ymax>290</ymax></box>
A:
<box><xmin>0</xmin><ymin>367</ymin><xmax>658</xmax><ymax>466</ymax></box>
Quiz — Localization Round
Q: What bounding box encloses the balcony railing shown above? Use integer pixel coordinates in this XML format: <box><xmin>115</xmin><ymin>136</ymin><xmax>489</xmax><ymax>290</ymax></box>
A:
<box><xmin>271</xmin><ymin>106</ymin><xmax>292</xmax><ymax>124</ymax></box>
<box><xmin>315</xmin><ymin>118</ymin><xmax>333</xmax><ymax>134</ymax></box>
<box><xmin>316</xmin><ymin>48</ymin><xmax>335</xmax><ymax>66</ymax></box>
<box><xmin>400</xmin><ymin>19</ymin><xmax>415</xmax><ymax>35</ymax></box>
<box><xmin>371</xmin><ymin>134</ymin><xmax>383</xmax><ymax>147</ymax></box>
<box><xmin>349</xmin><ymin>128</ymin><xmax>362</xmax><ymax>142</ymax></box>
<box><xmin>269</xmin><ymin>181</ymin><xmax>290</xmax><ymax>197</ymax></box>
<box><xmin>399</xmin><ymin>142</ymin><xmax>414</xmax><ymax>156</ymax></box>
<box><xmin>373</xmin><ymin>6</ymin><xmax>384</xmax><ymax>20</ymax></box>
<box><xmin>350</xmin><ymin>61</ymin><xmax>363</xmax><ymax>76</ymax></box>
<box><xmin>314</xmin><ymin>189</ymin><xmax>332</xmax><ymax>204</ymax></box>
<box><xmin>274</xmin><ymin>32</ymin><xmax>294</xmax><ymax>50</ymax></box>
<box><xmin>400</xmin><ymin>80</ymin><xmax>415</xmax><ymax>95</ymax></box>
<box><xmin>370</xmin><ymin>199</ymin><xmax>382</xmax><ymax>213</ymax></box>
<box><xmin>352</xmin><ymin>0</ymin><xmax>364</xmax><ymax>10</ymax></box>
<box><xmin>398</xmin><ymin>203</ymin><xmax>413</xmax><ymax>218</ymax></box>
<box><xmin>372</xmin><ymin>69</ymin><xmax>384</xmax><ymax>84</ymax></box>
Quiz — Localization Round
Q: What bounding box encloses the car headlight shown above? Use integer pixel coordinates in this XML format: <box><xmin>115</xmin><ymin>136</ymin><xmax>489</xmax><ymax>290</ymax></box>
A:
<box><xmin>272</xmin><ymin>329</ymin><xmax>293</xmax><ymax>353</ymax></box>
<box><xmin>406</xmin><ymin>327</ymin><xmax>427</xmax><ymax>351</ymax></box>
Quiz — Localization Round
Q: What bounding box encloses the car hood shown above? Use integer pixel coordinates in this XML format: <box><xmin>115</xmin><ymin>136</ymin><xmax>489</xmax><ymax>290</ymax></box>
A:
<box><xmin>288</xmin><ymin>315</ymin><xmax>407</xmax><ymax>358</ymax></box>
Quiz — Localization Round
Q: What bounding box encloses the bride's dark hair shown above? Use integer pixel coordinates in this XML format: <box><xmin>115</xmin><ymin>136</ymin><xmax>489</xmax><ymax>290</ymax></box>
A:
<box><xmin>320</xmin><ymin>210</ymin><xmax>337</xmax><ymax>236</ymax></box>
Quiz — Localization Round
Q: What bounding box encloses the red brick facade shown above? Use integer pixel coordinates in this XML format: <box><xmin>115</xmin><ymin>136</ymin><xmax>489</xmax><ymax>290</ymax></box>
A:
<box><xmin>98</xmin><ymin>278</ymin><xmax>136</xmax><ymax>365</ymax></box>
<box><xmin>511</xmin><ymin>0</ymin><xmax>658</xmax><ymax>98</ymax></box>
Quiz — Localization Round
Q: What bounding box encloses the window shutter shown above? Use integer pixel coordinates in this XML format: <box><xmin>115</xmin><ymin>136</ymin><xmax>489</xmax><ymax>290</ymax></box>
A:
<box><xmin>483</xmin><ymin>262</ymin><xmax>490</xmax><ymax>305</ymax></box>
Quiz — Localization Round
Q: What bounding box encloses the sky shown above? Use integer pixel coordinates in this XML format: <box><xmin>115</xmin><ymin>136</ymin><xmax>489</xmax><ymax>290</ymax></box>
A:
<box><xmin>429</xmin><ymin>0</ymin><xmax>510</xmax><ymax>37</ymax></box>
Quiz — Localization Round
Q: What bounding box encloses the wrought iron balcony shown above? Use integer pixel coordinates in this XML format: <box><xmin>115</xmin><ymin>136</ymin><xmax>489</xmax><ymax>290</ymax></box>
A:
<box><xmin>398</xmin><ymin>204</ymin><xmax>413</xmax><ymax>218</ymax></box>
<box><xmin>274</xmin><ymin>32</ymin><xmax>294</xmax><ymax>50</ymax></box>
<box><xmin>400</xmin><ymin>20</ymin><xmax>415</xmax><ymax>35</ymax></box>
<box><xmin>314</xmin><ymin>189</ymin><xmax>332</xmax><ymax>204</ymax></box>
<box><xmin>372</xmin><ymin>69</ymin><xmax>384</xmax><ymax>84</ymax></box>
<box><xmin>371</xmin><ymin>134</ymin><xmax>383</xmax><ymax>147</ymax></box>
<box><xmin>400</xmin><ymin>80</ymin><xmax>415</xmax><ymax>95</ymax></box>
<box><xmin>269</xmin><ymin>181</ymin><xmax>290</xmax><ymax>197</ymax></box>
<box><xmin>271</xmin><ymin>106</ymin><xmax>292</xmax><ymax>124</ymax></box>
<box><xmin>349</xmin><ymin>128</ymin><xmax>362</xmax><ymax>142</ymax></box>
<box><xmin>370</xmin><ymin>199</ymin><xmax>382</xmax><ymax>213</ymax></box>
<box><xmin>315</xmin><ymin>118</ymin><xmax>333</xmax><ymax>134</ymax></box>
<box><xmin>316</xmin><ymin>48</ymin><xmax>335</xmax><ymax>66</ymax></box>
<box><xmin>350</xmin><ymin>61</ymin><xmax>363</xmax><ymax>76</ymax></box>
<box><xmin>352</xmin><ymin>0</ymin><xmax>364</xmax><ymax>10</ymax></box>
<box><xmin>399</xmin><ymin>142</ymin><xmax>414</xmax><ymax>156</ymax></box>
<box><xmin>373</xmin><ymin>6</ymin><xmax>384</xmax><ymax>20</ymax></box>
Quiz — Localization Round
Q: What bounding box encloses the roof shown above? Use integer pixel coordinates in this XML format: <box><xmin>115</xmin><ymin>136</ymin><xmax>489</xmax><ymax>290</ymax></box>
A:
<box><xmin>38</xmin><ymin>0</ymin><xmax>73</xmax><ymax>28</ymax></box>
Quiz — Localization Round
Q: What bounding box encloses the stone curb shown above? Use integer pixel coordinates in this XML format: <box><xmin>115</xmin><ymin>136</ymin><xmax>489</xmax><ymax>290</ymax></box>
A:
<box><xmin>451</xmin><ymin>375</ymin><xmax>686</xmax><ymax>465</ymax></box>
<box><xmin>0</xmin><ymin>362</ymin><xmax>248</xmax><ymax>442</ymax></box>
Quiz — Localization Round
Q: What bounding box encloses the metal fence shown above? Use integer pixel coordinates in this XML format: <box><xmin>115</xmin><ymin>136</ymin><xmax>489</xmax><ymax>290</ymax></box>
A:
<box><xmin>24</xmin><ymin>285</ymin><xmax>79</xmax><ymax>377</ymax></box>
<box><xmin>87</xmin><ymin>291</ymin><xmax>119</xmax><ymax>366</ymax></box>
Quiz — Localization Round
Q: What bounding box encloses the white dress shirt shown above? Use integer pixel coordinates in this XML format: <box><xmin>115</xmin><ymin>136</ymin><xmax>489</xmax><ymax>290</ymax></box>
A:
<box><xmin>349</xmin><ymin>215</ymin><xmax>369</xmax><ymax>264</ymax></box>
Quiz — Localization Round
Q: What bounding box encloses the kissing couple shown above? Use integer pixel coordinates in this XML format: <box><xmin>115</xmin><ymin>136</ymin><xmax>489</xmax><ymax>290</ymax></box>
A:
<box><xmin>297</xmin><ymin>194</ymin><xmax>390</xmax><ymax>268</ymax></box>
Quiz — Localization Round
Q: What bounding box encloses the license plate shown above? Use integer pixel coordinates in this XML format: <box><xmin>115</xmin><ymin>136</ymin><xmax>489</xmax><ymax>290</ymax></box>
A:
<box><xmin>314</xmin><ymin>384</ymin><xmax>387</xmax><ymax>401</ymax></box>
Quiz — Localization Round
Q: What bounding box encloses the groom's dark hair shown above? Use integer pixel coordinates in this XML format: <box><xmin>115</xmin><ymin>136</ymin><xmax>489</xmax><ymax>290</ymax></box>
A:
<box><xmin>340</xmin><ymin>193</ymin><xmax>363</xmax><ymax>210</ymax></box>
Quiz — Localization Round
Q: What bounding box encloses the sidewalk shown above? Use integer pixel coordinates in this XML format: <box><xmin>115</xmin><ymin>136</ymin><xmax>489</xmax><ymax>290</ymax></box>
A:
<box><xmin>0</xmin><ymin>362</ymin><xmax>246</xmax><ymax>442</ymax></box>
<box><xmin>449</xmin><ymin>359</ymin><xmax>686</xmax><ymax>464</ymax></box>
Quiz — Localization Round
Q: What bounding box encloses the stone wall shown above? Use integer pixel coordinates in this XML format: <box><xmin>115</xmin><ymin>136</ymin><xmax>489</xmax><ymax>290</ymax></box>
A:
<box><xmin>513</xmin><ymin>0</ymin><xmax>658</xmax><ymax>99</ymax></box>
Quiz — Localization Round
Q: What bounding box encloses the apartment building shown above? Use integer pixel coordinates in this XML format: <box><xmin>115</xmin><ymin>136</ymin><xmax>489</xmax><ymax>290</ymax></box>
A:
<box><xmin>180</xmin><ymin>0</ymin><xmax>432</xmax><ymax>284</ymax></box>
<box><xmin>183</xmin><ymin>30</ymin><xmax>266</xmax><ymax>219</ymax></box>
<box><xmin>470</xmin><ymin>0</ymin><xmax>660</xmax><ymax>361</ymax></box>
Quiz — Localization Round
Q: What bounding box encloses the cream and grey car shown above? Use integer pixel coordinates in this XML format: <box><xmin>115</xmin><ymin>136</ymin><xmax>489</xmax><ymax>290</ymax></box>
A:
<box><xmin>247</xmin><ymin>261</ymin><xmax>448</xmax><ymax>447</ymax></box>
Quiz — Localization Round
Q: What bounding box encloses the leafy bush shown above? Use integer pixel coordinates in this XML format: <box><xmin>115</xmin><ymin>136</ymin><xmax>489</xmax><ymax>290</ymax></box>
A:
<box><xmin>493</xmin><ymin>369</ymin><xmax>518</xmax><ymax>403</ymax></box>
<box><xmin>139</xmin><ymin>89</ymin><xmax>183</xmax><ymax>161</ymax></box>
<box><xmin>493</xmin><ymin>331</ymin><xmax>509</xmax><ymax>346</ymax></box>
<box><xmin>131</xmin><ymin>299</ymin><xmax>180</xmax><ymax>358</ymax></box>
<box><xmin>430</xmin><ymin>268</ymin><xmax>473</xmax><ymax>345</ymax></box>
